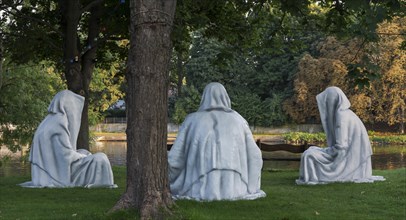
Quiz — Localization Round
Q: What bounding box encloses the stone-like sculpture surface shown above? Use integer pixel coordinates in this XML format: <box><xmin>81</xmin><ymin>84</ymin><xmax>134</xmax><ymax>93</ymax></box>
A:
<box><xmin>168</xmin><ymin>82</ymin><xmax>266</xmax><ymax>201</ymax></box>
<box><xmin>20</xmin><ymin>90</ymin><xmax>116</xmax><ymax>188</ymax></box>
<box><xmin>296</xmin><ymin>87</ymin><xmax>385</xmax><ymax>185</ymax></box>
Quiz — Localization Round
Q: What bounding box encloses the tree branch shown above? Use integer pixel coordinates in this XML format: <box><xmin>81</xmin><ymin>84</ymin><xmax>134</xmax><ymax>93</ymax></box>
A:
<box><xmin>350</xmin><ymin>38</ymin><xmax>367</xmax><ymax>63</ymax></box>
<box><xmin>4</xmin><ymin>8</ymin><xmax>63</xmax><ymax>37</ymax></box>
<box><xmin>81</xmin><ymin>33</ymin><xmax>127</xmax><ymax>58</ymax></box>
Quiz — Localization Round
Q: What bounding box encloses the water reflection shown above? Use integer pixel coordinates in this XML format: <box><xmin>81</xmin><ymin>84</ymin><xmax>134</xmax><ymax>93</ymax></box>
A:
<box><xmin>92</xmin><ymin>142</ymin><xmax>405</xmax><ymax>171</ymax></box>
<box><xmin>0</xmin><ymin>147</ymin><xmax>30</xmax><ymax>177</ymax></box>
<box><xmin>92</xmin><ymin>141</ymin><xmax>127</xmax><ymax>166</ymax></box>
<box><xmin>93</xmin><ymin>142</ymin><xmax>404</xmax><ymax>170</ymax></box>
<box><xmin>1</xmin><ymin>142</ymin><xmax>404</xmax><ymax>177</ymax></box>
<box><xmin>0</xmin><ymin>159</ymin><xmax>30</xmax><ymax>177</ymax></box>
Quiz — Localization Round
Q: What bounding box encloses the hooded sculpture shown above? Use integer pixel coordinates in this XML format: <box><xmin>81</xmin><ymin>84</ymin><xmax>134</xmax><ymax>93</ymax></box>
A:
<box><xmin>296</xmin><ymin>87</ymin><xmax>385</xmax><ymax>185</ymax></box>
<box><xmin>168</xmin><ymin>82</ymin><xmax>266</xmax><ymax>201</ymax></box>
<box><xmin>20</xmin><ymin>90</ymin><xmax>116</xmax><ymax>188</ymax></box>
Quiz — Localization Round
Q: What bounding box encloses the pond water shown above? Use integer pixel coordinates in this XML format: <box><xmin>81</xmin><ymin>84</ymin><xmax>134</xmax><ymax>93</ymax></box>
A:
<box><xmin>0</xmin><ymin>142</ymin><xmax>404</xmax><ymax>177</ymax></box>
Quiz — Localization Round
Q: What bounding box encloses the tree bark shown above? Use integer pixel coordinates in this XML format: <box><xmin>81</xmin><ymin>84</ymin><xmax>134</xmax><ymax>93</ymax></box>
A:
<box><xmin>112</xmin><ymin>0</ymin><xmax>176</xmax><ymax>219</ymax></box>
<box><xmin>77</xmin><ymin>2</ymin><xmax>103</xmax><ymax>150</ymax></box>
<box><xmin>59</xmin><ymin>0</ymin><xmax>103</xmax><ymax>150</ymax></box>
<box><xmin>60</xmin><ymin>0</ymin><xmax>83</xmax><ymax>93</ymax></box>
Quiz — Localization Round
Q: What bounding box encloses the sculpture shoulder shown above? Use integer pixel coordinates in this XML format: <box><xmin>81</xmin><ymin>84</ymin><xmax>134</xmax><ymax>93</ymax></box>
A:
<box><xmin>36</xmin><ymin>114</ymin><xmax>68</xmax><ymax>134</ymax></box>
<box><xmin>336</xmin><ymin>109</ymin><xmax>355</xmax><ymax>121</ymax></box>
<box><xmin>336</xmin><ymin>109</ymin><xmax>364</xmax><ymax>129</ymax></box>
<box><xmin>188</xmin><ymin>110</ymin><xmax>245</xmax><ymax>121</ymax></box>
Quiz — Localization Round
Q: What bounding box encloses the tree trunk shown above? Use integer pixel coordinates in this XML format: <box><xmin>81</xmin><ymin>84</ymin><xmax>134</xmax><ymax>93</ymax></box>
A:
<box><xmin>77</xmin><ymin>2</ymin><xmax>103</xmax><ymax>150</ymax></box>
<box><xmin>112</xmin><ymin>0</ymin><xmax>176</xmax><ymax>219</ymax></box>
<box><xmin>60</xmin><ymin>0</ymin><xmax>83</xmax><ymax>93</ymax></box>
<box><xmin>60</xmin><ymin>0</ymin><xmax>86</xmax><ymax>148</ymax></box>
<box><xmin>60</xmin><ymin>0</ymin><xmax>103</xmax><ymax>150</ymax></box>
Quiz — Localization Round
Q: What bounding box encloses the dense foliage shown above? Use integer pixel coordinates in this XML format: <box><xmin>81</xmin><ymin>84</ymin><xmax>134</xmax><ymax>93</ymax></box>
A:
<box><xmin>170</xmin><ymin>16</ymin><xmax>405</xmax><ymax>132</ymax></box>
<box><xmin>1</xmin><ymin>0</ymin><xmax>404</xmax><ymax>152</ymax></box>
<box><xmin>0</xmin><ymin>59</ymin><xmax>125</xmax><ymax>151</ymax></box>
<box><xmin>168</xmin><ymin>0</ymin><xmax>404</xmax><ymax>131</ymax></box>
<box><xmin>1</xmin><ymin>0</ymin><xmax>129</xmax><ymax>149</ymax></box>
<box><xmin>283</xmin><ymin>131</ymin><xmax>406</xmax><ymax>145</ymax></box>
<box><xmin>0</xmin><ymin>61</ymin><xmax>64</xmax><ymax>152</ymax></box>
<box><xmin>284</xmin><ymin>17</ymin><xmax>405</xmax><ymax>132</ymax></box>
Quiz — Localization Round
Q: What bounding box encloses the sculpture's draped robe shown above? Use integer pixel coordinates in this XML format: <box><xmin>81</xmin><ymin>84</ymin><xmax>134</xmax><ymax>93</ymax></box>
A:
<box><xmin>168</xmin><ymin>82</ymin><xmax>265</xmax><ymax>201</ymax></box>
<box><xmin>20</xmin><ymin>90</ymin><xmax>116</xmax><ymax>188</ymax></box>
<box><xmin>296</xmin><ymin>87</ymin><xmax>385</xmax><ymax>185</ymax></box>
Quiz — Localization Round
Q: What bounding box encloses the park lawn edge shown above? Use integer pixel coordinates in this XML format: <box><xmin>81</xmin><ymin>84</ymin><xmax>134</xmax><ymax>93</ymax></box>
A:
<box><xmin>0</xmin><ymin>167</ymin><xmax>404</xmax><ymax>220</ymax></box>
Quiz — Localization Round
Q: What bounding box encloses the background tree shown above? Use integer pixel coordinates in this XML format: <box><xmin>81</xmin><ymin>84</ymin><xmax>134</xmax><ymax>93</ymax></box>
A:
<box><xmin>168</xmin><ymin>0</ymin><xmax>404</xmax><ymax>128</ymax></box>
<box><xmin>170</xmin><ymin>0</ymin><xmax>257</xmax><ymax>94</ymax></box>
<box><xmin>88</xmin><ymin>50</ymin><xmax>127</xmax><ymax>125</ymax></box>
<box><xmin>283</xmin><ymin>36</ymin><xmax>380</xmax><ymax>123</ymax></box>
<box><xmin>368</xmin><ymin>17</ymin><xmax>405</xmax><ymax>133</ymax></box>
<box><xmin>3</xmin><ymin>0</ymin><xmax>129</xmax><ymax>150</ymax></box>
<box><xmin>284</xmin><ymin>18</ymin><xmax>405</xmax><ymax>132</ymax></box>
<box><xmin>111</xmin><ymin>0</ymin><xmax>176</xmax><ymax>219</ymax></box>
<box><xmin>170</xmin><ymin>3</ymin><xmax>326</xmax><ymax>126</ymax></box>
<box><xmin>283</xmin><ymin>52</ymin><xmax>349</xmax><ymax>123</ymax></box>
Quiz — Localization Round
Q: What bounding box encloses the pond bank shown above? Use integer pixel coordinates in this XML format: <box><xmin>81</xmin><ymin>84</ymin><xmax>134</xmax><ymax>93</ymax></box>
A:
<box><xmin>281</xmin><ymin>132</ymin><xmax>406</xmax><ymax>145</ymax></box>
<box><xmin>94</xmin><ymin>132</ymin><xmax>406</xmax><ymax>145</ymax></box>
<box><xmin>94</xmin><ymin>133</ymin><xmax>284</xmax><ymax>142</ymax></box>
<box><xmin>91</xmin><ymin>123</ymin><xmax>324</xmax><ymax>134</ymax></box>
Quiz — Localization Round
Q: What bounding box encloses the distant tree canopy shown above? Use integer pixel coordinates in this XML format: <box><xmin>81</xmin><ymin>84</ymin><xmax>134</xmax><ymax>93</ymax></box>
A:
<box><xmin>282</xmin><ymin>52</ymin><xmax>349</xmax><ymax>123</ymax></box>
<box><xmin>368</xmin><ymin>17</ymin><xmax>405</xmax><ymax>133</ymax></box>
<box><xmin>169</xmin><ymin>11</ymin><xmax>405</xmax><ymax>132</ymax></box>
<box><xmin>283</xmin><ymin>17</ymin><xmax>405</xmax><ymax>132</ymax></box>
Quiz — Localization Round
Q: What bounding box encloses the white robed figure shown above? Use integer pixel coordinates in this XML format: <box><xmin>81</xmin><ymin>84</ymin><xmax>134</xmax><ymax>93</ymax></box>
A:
<box><xmin>296</xmin><ymin>87</ymin><xmax>385</xmax><ymax>185</ymax></box>
<box><xmin>168</xmin><ymin>82</ymin><xmax>266</xmax><ymax>201</ymax></box>
<box><xmin>20</xmin><ymin>90</ymin><xmax>116</xmax><ymax>188</ymax></box>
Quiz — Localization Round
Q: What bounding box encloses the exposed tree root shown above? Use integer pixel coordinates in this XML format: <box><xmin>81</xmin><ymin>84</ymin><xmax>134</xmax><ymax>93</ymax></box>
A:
<box><xmin>109</xmin><ymin>192</ymin><xmax>135</xmax><ymax>213</ymax></box>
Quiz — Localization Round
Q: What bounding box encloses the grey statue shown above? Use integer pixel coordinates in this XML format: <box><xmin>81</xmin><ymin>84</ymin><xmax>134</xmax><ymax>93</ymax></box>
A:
<box><xmin>20</xmin><ymin>90</ymin><xmax>117</xmax><ymax>188</ymax></box>
<box><xmin>296</xmin><ymin>87</ymin><xmax>385</xmax><ymax>185</ymax></box>
<box><xmin>168</xmin><ymin>82</ymin><xmax>266</xmax><ymax>201</ymax></box>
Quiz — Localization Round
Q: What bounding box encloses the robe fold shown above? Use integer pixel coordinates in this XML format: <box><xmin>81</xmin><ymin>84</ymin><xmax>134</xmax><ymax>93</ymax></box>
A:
<box><xmin>168</xmin><ymin>82</ymin><xmax>266</xmax><ymax>201</ymax></box>
<box><xmin>296</xmin><ymin>87</ymin><xmax>385</xmax><ymax>185</ymax></box>
<box><xmin>20</xmin><ymin>90</ymin><xmax>116</xmax><ymax>188</ymax></box>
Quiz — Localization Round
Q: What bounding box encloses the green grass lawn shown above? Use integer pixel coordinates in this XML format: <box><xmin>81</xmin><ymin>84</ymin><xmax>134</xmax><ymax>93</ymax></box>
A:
<box><xmin>0</xmin><ymin>167</ymin><xmax>405</xmax><ymax>220</ymax></box>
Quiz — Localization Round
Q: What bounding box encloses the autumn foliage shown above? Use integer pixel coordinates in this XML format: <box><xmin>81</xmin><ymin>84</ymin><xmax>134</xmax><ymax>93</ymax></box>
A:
<box><xmin>284</xmin><ymin>18</ymin><xmax>405</xmax><ymax>133</ymax></box>
<box><xmin>283</xmin><ymin>52</ymin><xmax>349</xmax><ymax>123</ymax></box>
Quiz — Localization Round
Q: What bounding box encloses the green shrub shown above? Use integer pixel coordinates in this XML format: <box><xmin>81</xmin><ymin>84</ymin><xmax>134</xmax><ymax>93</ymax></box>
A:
<box><xmin>283</xmin><ymin>132</ymin><xmax>326</xmax><ymax>144</ymax></box>
<box><xmin>283</xmin><ymin>132</ymin><xmax>405</xmax><ymax>145</ymax></box>
<box><xmin>371</xmin><ymin>135</ymin><xmax>406</xmax><ymax>144</ymax></box>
